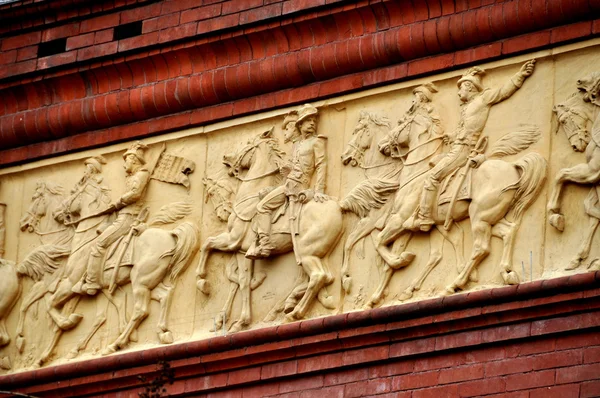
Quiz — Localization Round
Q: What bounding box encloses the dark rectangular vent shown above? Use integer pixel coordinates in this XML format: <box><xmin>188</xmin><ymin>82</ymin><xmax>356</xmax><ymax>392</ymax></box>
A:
<box><xmin>38</xmin><ymin>38</ymin><xmax>67</xmax><ymax>57</ymax></box>
<box><xmin>113</xmin><ymin>21</ymin><xmax>143</xmax><ymax>41</ymax></box>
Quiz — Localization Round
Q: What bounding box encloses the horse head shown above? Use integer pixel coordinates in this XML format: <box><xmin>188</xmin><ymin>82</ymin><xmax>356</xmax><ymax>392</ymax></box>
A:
<box><xmin>554</xmin><ymin>73</ymin><xmax>600</xmax><ymax>153</ymax></box>
<box><xmin>20</xmin><ymin>182</ymin><xmax>65</xmax><ymax>232</ymax></box>
<box><xmin>203</xmin><ymin>176</ymin><xmax>236</xmax><ymax>222</ymax></box>
<box><xmin>223</xmin><ymin>127</ymin><xmax>283</xmax><ymax>180</ymax></box>
<box><xmin>342</xmin><ymin>111</ymin><xmax>391</xmax><ymax>167</ymax></box>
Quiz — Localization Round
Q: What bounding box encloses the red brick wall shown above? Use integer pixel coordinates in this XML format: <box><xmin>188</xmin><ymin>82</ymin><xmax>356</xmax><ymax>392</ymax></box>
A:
<box><xmin>2</xmin><ymin>272</ymin><xmax>600</xmax><ymax>397</ymax></box>
<box><xmin>0</xmin><ymin>0</ymin><xmax>599</xmax><ymax>165</ymax></box>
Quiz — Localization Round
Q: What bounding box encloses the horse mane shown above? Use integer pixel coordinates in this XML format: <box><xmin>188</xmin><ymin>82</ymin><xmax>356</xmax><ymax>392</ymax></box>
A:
<box><xmin>39</xmin><ymin>181</ymin><xmax>65</xmax><ymax>196</ymax></box>
<box><xmin>360</xmin><ymin>110</ymin><xmax>391</xmax><ymax>129</ymax></box>
<box><xmin>16</xmin><ymin>244</ymin><xmax>70</xmax><ymax>281</ymax></box>
<box><xmin>487</xmin><ymin>126</ymin><xmax>541</xmax><ymax>158</ymax></box>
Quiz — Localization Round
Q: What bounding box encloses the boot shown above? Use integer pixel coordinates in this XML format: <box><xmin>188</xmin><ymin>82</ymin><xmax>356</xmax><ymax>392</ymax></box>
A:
<box><xmin>418</xmin><ymin>187</ymin><xmax>436</xmax><ymax>232</ymax></box>
<box><xmin>80</xmin><ymin>254</ymin><xmax>103</xmax><ymax>295</ymax></box>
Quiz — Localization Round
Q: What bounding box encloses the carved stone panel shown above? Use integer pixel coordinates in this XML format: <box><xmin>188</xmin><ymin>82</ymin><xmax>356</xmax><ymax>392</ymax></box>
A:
<box><xmin>0</xmin><ymin>39</ymin><xmax>598</xmax><ymax>374</ymax></box>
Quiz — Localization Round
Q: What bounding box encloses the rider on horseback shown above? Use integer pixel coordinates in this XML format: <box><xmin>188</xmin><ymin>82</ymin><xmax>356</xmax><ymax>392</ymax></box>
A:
<box><xmin>411</xmin><ymin>60</ymin><xmax>537</xmax><ymax>232</ymax></box>
<box><xmin>246</xmin><ymin>104</ymin><xmax>328</xmax><ymax>259</ymax></box>
<box><xmin>74</xmin><ymin>142</ymin><xmax>150</xmax><ymax>296</ymax></box>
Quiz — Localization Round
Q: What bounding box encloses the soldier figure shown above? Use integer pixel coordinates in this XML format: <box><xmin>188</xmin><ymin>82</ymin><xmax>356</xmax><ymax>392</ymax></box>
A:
<box><xmin>246</xmin><ymin>104</ymin><xmax>328</xmax><ymax>259</ymax></box>
<box><xmin>413</xmin><ymin>60</ymin><xmax>536</xmax><ymax>231</ymax></box>
<box><xmin>74</xmin><ymin>142</ymin><xmax>150</xmax><ymax>295</ymax></box>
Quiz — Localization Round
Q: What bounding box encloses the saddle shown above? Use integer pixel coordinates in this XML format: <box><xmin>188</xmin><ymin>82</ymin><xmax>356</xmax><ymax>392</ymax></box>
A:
<box><xmin>437</xmin><ymin>167</ymin><xmax>473</xmax><ymax>206</ymax></box>
<box><xmin>103</xmin><ymin>234</ymin><xmax>136</xmax><ymax>270</ymax></box>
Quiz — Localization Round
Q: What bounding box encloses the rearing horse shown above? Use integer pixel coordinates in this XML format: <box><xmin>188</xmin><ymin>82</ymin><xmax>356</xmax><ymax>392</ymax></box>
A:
<box><xmin>196</xmin><ymin>128</ymin><xmax>343</xmax><ymax>330</ymax></box>
<box><xmin>548</xmin><ymin>72</ymin><xmax>600</xmax><ymax>270</ymax></box>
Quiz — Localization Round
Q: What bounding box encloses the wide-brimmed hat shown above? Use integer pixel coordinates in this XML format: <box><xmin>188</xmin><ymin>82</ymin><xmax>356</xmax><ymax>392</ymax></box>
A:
<box><xmin>123</xmin><ymin>141</ymin><xmax>148</xmax><ymax>164</ymax></box>
<box><xmin>84</xmin><ymin>155</ymin><xmax>107</xmax><ymax>173</ymax></box>
<box><xmin>296</xmin><ymin>104</ymin><xmax>318</xmax><ymax>124</ymax></box>
<box><xmin>457</xmin><ymin>67</ymin><xmax>485</xmax><ymax>91</ymax></box>
<box><xmin>413</xmin><ymin>82</ymin><xmax>438</xmax><ymax>101</ymax></box>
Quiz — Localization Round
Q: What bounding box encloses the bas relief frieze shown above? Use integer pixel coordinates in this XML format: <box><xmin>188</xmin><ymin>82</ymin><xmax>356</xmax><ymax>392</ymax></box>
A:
<box><xmin>0</xmin><ymin>41</ymin><xmax>599</xmax><ymax>373</ymax></box>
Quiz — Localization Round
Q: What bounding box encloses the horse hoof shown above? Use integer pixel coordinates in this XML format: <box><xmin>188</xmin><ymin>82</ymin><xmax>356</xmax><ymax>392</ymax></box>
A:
<box><xmin>389</xmin><ymin>252</ymin><xmax>416</xmax><ymax>270</ymax></box>
<box><xmin>65</xmin><ymin>349</ymin><xmax>79</xmax><ymax>360</ymax></box>
<box><xmin>60</xmin><ymin>313</ymin><xmax>83</xmax><ymax>331</ymax></box>
<box><xmin>0</xmin><ymin>356</ymin><xmax>11</xmax><ymax>370</ymax></box>
<box><xmin>130</xmin><ymin>329</ymin><xmax>139</xmax><ymax>343</ymax></box>
<box><xmin>102</xmin><ymin>344</ymin><xmax>118</xmax><ymax>356</ymax></box>
<box><xmin>159</xmin><ymin>331</ymin><xmax>174</xmax><ymax>344</ymax></box>
<box><xmin>317</xmin><ymin>290</ymin><xmax>335</xmax><ymax>310</ymax></box>
<box><xmin>444</xmin><ymin>286</ymin><xmax>456</xmax><ymax>296</ymax></box>
<box><xmin>263</xmin><ymin>311</ymin><xmax>278</xmax><ymax>323</ymax></box>
<box><xmin>342</xmin><ymin>276</ymin><xmax>352</xmax><ymax>294</ymax></box>
<box><xmin>565</xmin><ymin>258</ymin><xmax>582</xmax><ymax>271</ymax></box>
<box><xmin>549</xmin><ymin>213</ymin><xmax>565</xmax><ymax>232</ymax></box>
<box><xmin>397</xmin><ymin>290</ymin><xmax>413</xmax><ymax>302</ymax></box>
<box><xmin>363</xmin><ymin>301</ymin><xmax>375</xmax><ymax>310</ymax></box>
<box><xmin>196</xmin><ymin>279</ymin><xmax>211</xmax><ymax>295</ymax></box>
<box><xmin>228</xmin><ymin>322</ymin><xmax>243</xmax><ymax>333</ymax></box>
<box><xmin>16</xmin><ymin>336</ymin><xmax>24</xmax><ymax>353</ymax></box>
<box><xmin>250</xmin><ymin>271</ymin><xmax>267</xmax><ymax>290</ymax></box>
<box><xmin>502</xmin><ymin>271</ymin><xmax>520</xmax><ymax>285</ymax></box>
<box><xmin>0</xmin><ymin>335</ymin><xmax>9</xmax><ymax>347</ymax></box>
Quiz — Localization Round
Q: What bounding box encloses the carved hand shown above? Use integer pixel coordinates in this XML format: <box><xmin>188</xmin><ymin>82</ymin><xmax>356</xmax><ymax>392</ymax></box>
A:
<box><xmin>519</xmin><ymin>59</ymin><xmax>536</xmax><ymax>78</ymax></box>
<box><xmin>313</xmin><ymin>192</ymin><xmax>329</xmax><ymax>203</ymax></box>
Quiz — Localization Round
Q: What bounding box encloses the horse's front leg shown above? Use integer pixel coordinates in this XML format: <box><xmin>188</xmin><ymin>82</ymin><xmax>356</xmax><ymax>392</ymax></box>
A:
<box><xmin>66</xmin><ymin>296</ymin><xmax>109</xmax><ymax>359</ymax></box>
<box><xmin>548</xmin><ymin>164</ymin><xmax>598</xmax><ymax>231</ymax></box>
<box><xmin>566</xmin><ymin>216</ymin><xmax>600</xmax><ymax>270</ymax></box>
<box><xmin>16</xmin><ymin>281</ymin><xmax>47</xmax><ymax>352</ymax></box>
<box><xmin>229</xmin><ymin>254</ymin><xmax>253</xmax><ymax>333</ymax></box>
<box><xmin>341</xmin><ymin>216</ymin><xmax>377</xmax><ymax>294</ymax></box>
<box><xmin>196</xmin><ymin>221</ymin><xmax>245</xmax><ymax>294</ymax></box>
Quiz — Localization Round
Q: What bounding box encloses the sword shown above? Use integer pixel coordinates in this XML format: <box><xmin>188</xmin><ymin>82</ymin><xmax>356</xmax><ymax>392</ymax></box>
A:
<box><xmin>288</xmin><ymin>198</ymin><xmax>303</xmax><ymax>266</ymax></box>
<box><xmin>108</xmin><ymin>207</ymin><xmax>149</xmax><ymax>294</ymax></box>
<box><xmin>443</xmin><ymin>136</ymin><xmax>488</xmax><ymax>230</ymax></box>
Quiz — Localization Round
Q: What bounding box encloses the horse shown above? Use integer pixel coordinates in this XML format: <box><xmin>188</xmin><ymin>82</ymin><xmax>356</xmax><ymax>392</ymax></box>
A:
<box><xmin>369</xmin><ymin>125</ymin><xmax>547</xmax><ymax>305</ymax></box>
<box><xmin>338</xmin><ymin>111</ymin><xmax>402</xmax><ymax>295</ymax></box>
<box><xmin>548</xmin><ymin>72</ymin><xmax>600</xmax><ymax>270</ymax></box>
<box><xmin>196</xmin><ymin>128</ymin><xmax>343</xmax><ymax>331</ymax></box>
<box><xmin>339</xmin><ymin>110</ymin><xmax>467</xmax><ymax>307</ymax></box>
<box><xmin>13</xmin><ymin>182</ymin><xmax>73</xmax><ymax>355</ymax></box>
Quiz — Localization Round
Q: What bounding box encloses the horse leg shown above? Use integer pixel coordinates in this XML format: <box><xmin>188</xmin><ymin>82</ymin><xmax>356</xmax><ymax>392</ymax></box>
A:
<box><xmin>0</xmin><ymin>319</ymin><xmax>9</xmax><ymax>347</ymax></box>
<box><xmin>196</xmin><ymin>221</ymin><xmax>245</xmax><ymax>294</ymax></box>
<box><xmin>287</xmin><ymin>256</ymin><xmax>328</xmax><ymax>320</ymax></box>
<box><xmin>66</xmin><ymin>297</ymin><xmax>109</xmax><ymax>359</ymax></box>
<box><xmin>566</xmin><ymin>216</ymin><xmax>600</xmax><ymax>270</ymax></box>
<box><xmin>229</xmin><ymin>254</ymin><xmax>252</xmax><ymax>333</ymax></box>
<box><xmin>398</xmin><ymin>229</ymin><xmax>444</xmax><ymax>302</ymax></box>
<box><xmin>212</xmin><ymin>282</ymin><xmax>238</xmax><ymax>332</ymax></box>
<box><xmin>446</xmin><ymin>220</ymin><xmax>492</xmax><ymax>294</ymax></box>
<box><xmin>16</xmin><ymin>281</ymin><xmax>48</xmax><ymax>353</ymax></box>
<box><xmin>366</xmin><ymin>232</ymin><xmax>413</xmax><ymax>309</ymax></box>
<box><xmin>341</xmin><ymin>217</ymin><xmax>377</xmax><ymax>294</ymax></box>
<box><xmin>548</xmin><ymin>164</ymin><xmax>598</xmax><ymax>231</ymax></box>
<box><xmin>47</xmin><ymin>280</ymin><xmax>83</xmax><ymax>330</ymax></box>
<box><xmin>491</xmin><ymin>218</ymin><xmax>520</xmax><ymax>285</ymax></box>
<box><xmin>150</xmin><ymin>283</ymin><xmax>175</xmax><ymax>344</ymax></box>
<box><xmin>36</xmin><ymin>326</ymin><xmax>62</xmax><ymax>367</ymax></box>
<box><xmin>374</xmin><ymin>214</ymin><xmax>415</xmax><ymax>269</ymax></box>
<box><xmin>103</xmin><ymin>285</ymin><xmax>151</xmax><ymax>355</ymax></box>
<box><xmin>264</xmin><ymin>268</ymin><xmax>306</xmax><ymax>322</ymax></box>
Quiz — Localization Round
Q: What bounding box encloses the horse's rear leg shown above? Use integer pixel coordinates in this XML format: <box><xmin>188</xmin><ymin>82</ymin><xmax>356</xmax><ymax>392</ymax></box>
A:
<box><xmin>264</xmin><ymin>268</ymin><xmax>306</xmax><ymax>322</ymax></box>
<box><xmin>36</xmin><ymin>326</ymin><xmax>62</xmax><ymax>367</ymax></box>
<box><xmin>342</xmin><ymin>217</ymin><xmax>377</xmax><ymax>293</ymax></box>
<box><xmin>491</xmin><ymin>218</ymin><xmax>520</xmax><ymax>284</ymax></box>
<box><xmin>447</xmin><ymin>220</ymin><xmax>492</xmax><ymax>294</ymax></box>
<box><xmin>103</xmin><ymin>286</ymin><xmax>151</xmax><ymax>355</ymax></box>
<box><xmin>566</xmin><ymin>216</ymin><xmax>600</xmax><ymax>270</ymax></box>
<box><xmin>150</xmin><ymin>283</ymin><xmax>175</xmax><ymax>344</ymax></box>
<box><xmin>399</xmin><ymin>229</ymin><xmax>444</xmax><ymax>302</ymax></box>
<box><xmin>229</xmin><ymin>254</ymin><xmax>252</xmax><ymax>333</ymax></box>
<box><xmin>287</xmin><ymin>256</ymin><xmax>327</xmax><ymax>320</ymax></box>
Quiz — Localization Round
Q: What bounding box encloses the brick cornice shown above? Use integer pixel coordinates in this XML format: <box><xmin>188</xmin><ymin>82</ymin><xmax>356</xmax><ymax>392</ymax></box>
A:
<box><xmin>1</xmin><ymin>271</ymin><xmax>599</xmax><ymax>396</ymax></box>
<box><xmin>0</xmin><ymin>0</ymin><xmax>598</xmax><ymax>165</ymax></box>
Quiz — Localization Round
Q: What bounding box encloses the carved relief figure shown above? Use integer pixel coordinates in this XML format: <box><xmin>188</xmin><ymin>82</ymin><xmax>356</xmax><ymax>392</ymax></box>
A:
<box><xmin>549</xmin><ymin>72</ymin><xmax>600</xmax><ymax>270</ymax></box>
<box><xmin>196</xmin><ymin>104</ymin><xmax>343</xmax><ymax>330</ymax></box>
<box><xmin>74</xmin><ymin>143</ymin><xmax>151</xmax><ymax>296</ymax></box>
<box><xmin>367</xmin><ymin>62</ymin><xmax>547</xmax><ymax>306</ymax></box>
<box><xmin>339</xmin><ymin>111</ymin><xmax>401</xmax><ymax>295</ymax></box>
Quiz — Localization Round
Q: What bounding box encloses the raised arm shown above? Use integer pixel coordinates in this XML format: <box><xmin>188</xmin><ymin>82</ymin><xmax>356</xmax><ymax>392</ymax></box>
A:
<box><xmin>484</xmin><ymin>59</ymin><xmax>536</xmax><ymax>105</ymax></box>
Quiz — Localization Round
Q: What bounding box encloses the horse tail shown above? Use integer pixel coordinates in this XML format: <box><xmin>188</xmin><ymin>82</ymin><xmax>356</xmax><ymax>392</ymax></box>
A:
<box><xmin>162</xmin><ymin>222</ymin><xmax>200</xmax><ymax>282</ymax></box>
<box><xmin>16</xmin><ymin>244</ymin><xmax>70</xmax><ymax>281</ymax></box>
<box><xmin>339</xmin><ymin>179</ymin><xmax>399</xmax><ymax>218</ymax></box>
<box><xmin>488</xmin><ymin>126</ymin><xmax>541</xmax><ymax>158</ymax></box>
<box><xmin>503</xmin><ymin>152</ymin><xmax>547</xmax><ymax>222</ymax></box>
<box><xmin>148</xmin><ymin>201</ymin><xmax>194</xmax><ymax>227</ymax></box>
